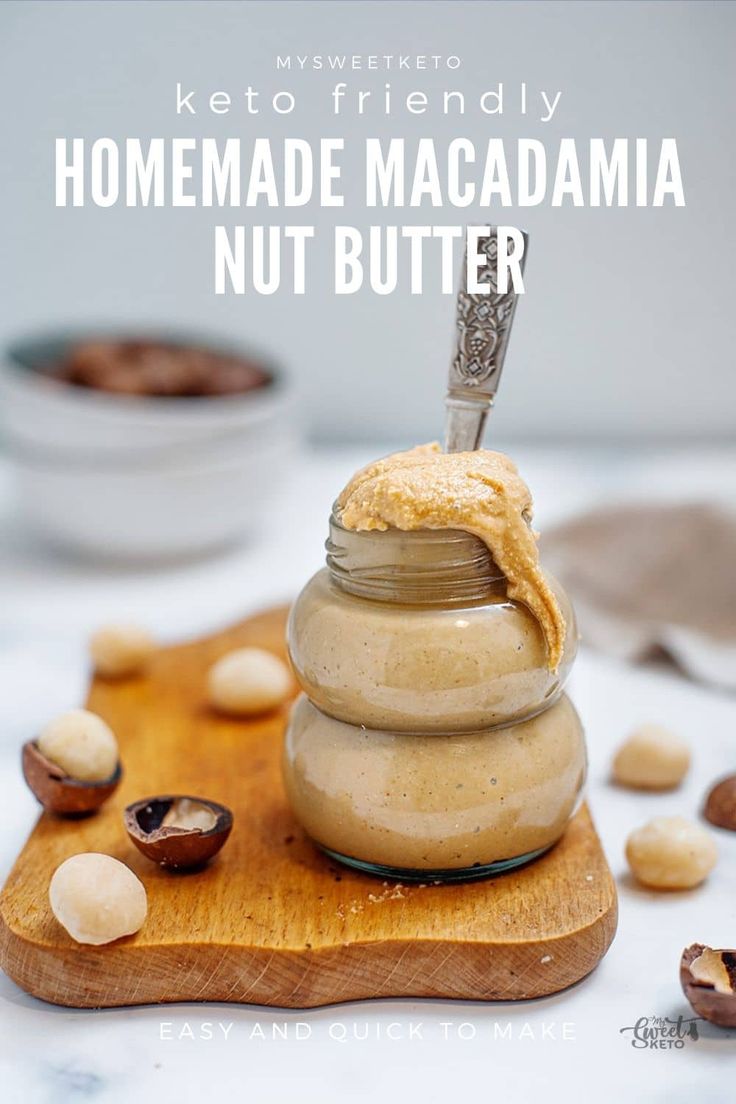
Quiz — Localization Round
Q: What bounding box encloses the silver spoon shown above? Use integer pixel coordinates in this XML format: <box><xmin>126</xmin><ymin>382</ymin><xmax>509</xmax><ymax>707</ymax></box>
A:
<box><xmin>444</xmin><ymin>227</ymin><xmax>528</xmax><ymax>453</ymax></box>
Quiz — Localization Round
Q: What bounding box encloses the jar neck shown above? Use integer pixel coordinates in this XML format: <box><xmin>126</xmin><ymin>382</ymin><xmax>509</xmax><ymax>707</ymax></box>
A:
<box><xmin>326</xmin><ymin>511</ymin><xmax>506</xmax><ymax>605</ymax></box>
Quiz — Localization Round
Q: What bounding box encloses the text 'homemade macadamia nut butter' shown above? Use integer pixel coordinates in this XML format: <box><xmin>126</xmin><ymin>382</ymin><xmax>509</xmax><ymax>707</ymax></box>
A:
<box><xmin>283</xmin><ymin>444</ymin><xmax>586</xmax><ymax>881</ymax></box>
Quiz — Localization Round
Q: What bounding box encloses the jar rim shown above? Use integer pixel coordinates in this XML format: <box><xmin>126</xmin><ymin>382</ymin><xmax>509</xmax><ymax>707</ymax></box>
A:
<box><xmin>327</xmin><ymin>508</ymin><xmax>506</xmax><ymax>604</ymax></box>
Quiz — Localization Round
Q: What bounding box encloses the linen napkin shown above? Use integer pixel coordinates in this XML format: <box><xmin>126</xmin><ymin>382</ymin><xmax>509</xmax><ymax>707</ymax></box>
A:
<box><xmin>541</xmin><ymin>503</ymin><xmax>736</xmax><ymax>691</ymax></box>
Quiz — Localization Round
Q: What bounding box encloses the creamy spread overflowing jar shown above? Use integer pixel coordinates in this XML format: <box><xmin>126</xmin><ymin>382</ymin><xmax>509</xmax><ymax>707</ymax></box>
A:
<box><xmin>283</xmin><ymin>445</ymin><xmax>586</xmax><ymax>881</ymax></box>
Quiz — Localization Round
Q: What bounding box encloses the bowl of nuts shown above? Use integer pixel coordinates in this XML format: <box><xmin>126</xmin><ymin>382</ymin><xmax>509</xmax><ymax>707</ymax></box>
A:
<box><xmin>0</xmin><ymin>331</ymin><xmax>298</xmax><ymax>559</ymax></box>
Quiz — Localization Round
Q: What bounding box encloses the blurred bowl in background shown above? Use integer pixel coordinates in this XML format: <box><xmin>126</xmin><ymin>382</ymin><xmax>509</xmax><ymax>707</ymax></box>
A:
<box><xmin>0</xmin><ymin>331</ymin><xmax>298</xmax><ymax>559</ymax></box>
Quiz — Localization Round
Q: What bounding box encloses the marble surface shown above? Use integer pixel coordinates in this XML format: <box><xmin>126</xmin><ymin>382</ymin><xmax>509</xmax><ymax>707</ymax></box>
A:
<box><xmin>0</xmin><ymin>444</ymin><xmax>734</xmax><ymax>1103</ymax></box>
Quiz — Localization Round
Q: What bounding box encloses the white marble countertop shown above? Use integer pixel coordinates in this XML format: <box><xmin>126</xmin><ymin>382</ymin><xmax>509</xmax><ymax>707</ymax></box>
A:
<box><xmin>0</xmin><ymin>444</ymin><xmax>734</xmax><ymax>1103</ymax></box>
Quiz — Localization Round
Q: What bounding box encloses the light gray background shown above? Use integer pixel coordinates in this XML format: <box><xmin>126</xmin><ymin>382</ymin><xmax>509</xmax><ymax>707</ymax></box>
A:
<box><xmin>1</xmin><ymin>0</ymin><xmax>734</xmax><ymax>444</ymax></box>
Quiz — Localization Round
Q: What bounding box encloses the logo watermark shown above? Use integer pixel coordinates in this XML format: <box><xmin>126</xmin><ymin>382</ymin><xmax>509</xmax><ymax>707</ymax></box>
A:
<box><xmin>619</xmin><ymin>1014</ymin><xmax>701</xmax><ymax>1050</ymax></box>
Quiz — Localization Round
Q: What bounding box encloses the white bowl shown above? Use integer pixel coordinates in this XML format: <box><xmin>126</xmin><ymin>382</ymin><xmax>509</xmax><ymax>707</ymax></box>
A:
<box><xmin>0</xmin><ymin>332</ymin><xmax>298</xmax><ymax>559</ymax></box>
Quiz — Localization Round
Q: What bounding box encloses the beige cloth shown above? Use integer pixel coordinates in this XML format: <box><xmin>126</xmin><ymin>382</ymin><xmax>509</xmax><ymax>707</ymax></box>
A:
<box><xmin>541</xmin><ymin>503</ymin><xmax>736</xmax><ymax>691</ymax></box>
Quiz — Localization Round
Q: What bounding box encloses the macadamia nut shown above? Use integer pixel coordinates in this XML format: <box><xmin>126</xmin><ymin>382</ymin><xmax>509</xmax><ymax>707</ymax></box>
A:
<box><xmin>37</xmin><ymin>709</ymin><xmax>118</xmax><ymax>782</ymax></box>
<box><xmin>90</xmin><ymin>624</ymin><xmax>156</xmax><ymax>677</ymax></box>
<box><xmin>626</xmin><ymin>816</ymin><xmax>717</xmax><ymax>889</ymax></box>
<box><xmin>207</xmin><ymin>647</ymin><xmax>291</xmax><ymax>716</ymax></box>
<box><xmin>612</xmin><ymin>724</ymin><xmax>690</xmax><ymax>790</ymax></box>
<box><xmin>49</xmin><ymin>853</ymin><xmax>147</xmax><ymax>945</ymax></box>
<box><xmin>161</xmin><ymin>798</ymin><xmax>218</xmax><ymax>832</ymax></box>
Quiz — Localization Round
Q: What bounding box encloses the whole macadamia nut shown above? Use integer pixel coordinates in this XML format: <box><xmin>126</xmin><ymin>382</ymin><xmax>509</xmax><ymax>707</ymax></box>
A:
<box><xmin>612</xmin><ymin>724</ymin><xmax>690</xmax><ymax>790</ymax></box>
<box><xmin>626</xmin><ymin>816</ymin><xmax>717</xmax><ymax>890</ymax></box>
<box><xmin>49</xmin><ymin>853</ymin><xmax>147</xmax><ymax>945</ymax></box>
<box><xmin>207</xmin><ymin>647</ymin><xmax>291</xmax><ymax>716</ymax></box>
<box><xmin>37</xmin><ymin>709</ymin><xmax>118</xmax><ymax>782</ymax></box>
<box><xmin>90</xmin><ymin>624</ymin><xmax>156</xmax><ymax>678</ymax></box>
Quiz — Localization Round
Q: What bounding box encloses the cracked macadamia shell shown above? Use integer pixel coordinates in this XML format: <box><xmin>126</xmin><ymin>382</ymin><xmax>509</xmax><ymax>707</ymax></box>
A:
<box><xmin>207</xmin><ymin>647</ymin><xmax>291</xmax><ymax>716</ymax></box>
<box><xmin>37</xmin><ymin>709</ymin><xmax>118</xmax><ymax>782</ymax></box>
<box><xmin>90</xmin><ymin>624</ymin><xmax>156</xmax><ymax>678</ymax></box>
<box><xmin>22</xmin><ymin>741</ymin><xmax>121</xmax><ymax>815</ymax></box>
<box><xmin>625</xmin><ymin>816</ymin><xmax>717</xmax><ymax>889</ymax></box>
<box><xmin>681</xmin><ymin>944</ymin><xmax>736</xmax><ymax>1027</ymax></box>
<box><xmin>612</xmin><ymin>724</ymin><xmax>690</xmax><ymax>790</ymax></box>
<box><xmin>124</xmin><ymin>795</ymin><xmax>233</xmax><ymax>869</ymax></box>
<box><xmin>49</xmin><ymin>853</ymin><xmax>147</xmax><ymax>945</ymax></box>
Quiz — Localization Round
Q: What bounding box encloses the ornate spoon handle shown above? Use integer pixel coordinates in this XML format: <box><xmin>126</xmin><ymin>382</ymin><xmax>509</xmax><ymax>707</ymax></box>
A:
<box><xmin>444</xmin><ymin>228</ymin><xmax>528</xmax><ymax>452</ymax></box>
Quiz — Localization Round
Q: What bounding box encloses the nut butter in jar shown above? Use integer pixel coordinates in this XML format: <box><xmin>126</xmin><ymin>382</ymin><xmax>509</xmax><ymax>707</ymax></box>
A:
<box><xmin>283</xmin><ymin>512</ymin><xmax>586</xmax><ymax>882</ymax></box>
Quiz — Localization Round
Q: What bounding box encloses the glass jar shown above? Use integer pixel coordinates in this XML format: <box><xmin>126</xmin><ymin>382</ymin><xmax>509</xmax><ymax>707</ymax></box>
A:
<box><xmin>283</xmin><ymin>513</ymin><xmax>586</xmax><ymax>881</ymax></box>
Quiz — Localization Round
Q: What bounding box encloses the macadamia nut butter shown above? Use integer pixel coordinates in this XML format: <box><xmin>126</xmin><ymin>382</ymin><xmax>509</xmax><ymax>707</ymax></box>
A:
<box><xmin>283</xmin><ymin>445</ymin><xmax>586</xmax><ymax>879</ymax></box>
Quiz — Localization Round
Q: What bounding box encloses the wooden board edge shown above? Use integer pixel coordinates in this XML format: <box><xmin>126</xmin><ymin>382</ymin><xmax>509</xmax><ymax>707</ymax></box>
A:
<box><xmin>0</xmin><ymin>892</ymin><xmax>617</xmax><ymax>1009</ymax></box>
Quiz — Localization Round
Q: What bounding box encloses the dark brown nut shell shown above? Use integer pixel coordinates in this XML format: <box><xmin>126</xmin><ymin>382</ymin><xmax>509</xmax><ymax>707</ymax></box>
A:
<box><xmin>703</xmin><ymin>774</ymin><xmax>736</xmax><ymax>831</ymax></box>
<box><xmin>124</xmin><ymin>795</ymin><xmax>233</xmax><ymax>870</ymax></box>
<box><xmin>681</xmin><ymin>943</ymin><xmax>736</xmax><ymax>1028</ymax></box>
<box><xmin>22</xmin><ymin>740</ymin><xmax>122</xmax><ymax>816</ymax></box>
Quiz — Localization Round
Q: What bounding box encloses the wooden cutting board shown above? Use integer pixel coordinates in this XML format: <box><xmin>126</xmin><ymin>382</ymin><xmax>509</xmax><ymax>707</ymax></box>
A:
<box><xmin>0</xmin><ymin>606</ymin><xmax>617</xmax><ymax>1008</ymax></box>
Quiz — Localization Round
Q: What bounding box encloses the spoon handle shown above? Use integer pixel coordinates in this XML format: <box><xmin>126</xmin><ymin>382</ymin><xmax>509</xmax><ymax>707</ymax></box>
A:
<box><xmin>445</xmin><ymin>228</ymin><xmax>528</xmax><ymax>453</ymax></box>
